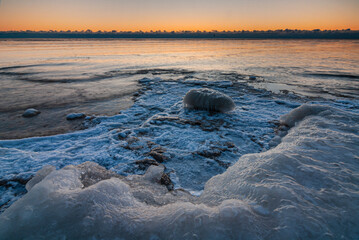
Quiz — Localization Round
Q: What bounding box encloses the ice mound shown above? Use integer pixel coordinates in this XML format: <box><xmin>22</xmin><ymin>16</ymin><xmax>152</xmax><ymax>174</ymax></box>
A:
<box><xmin>66</xmin><ymin>113</ymin><xmax>86</xmax><ymax>120</ymax></box>
<box><xmin>280</xmin><ymin>104</ymin><xmax>328</xmax><ymax>127</ymax></box>
<box><xmin>1</xmin><ymin>105</ymin><xmax>358</xmax><ymax>239</ymax></box>
<box><xmin>25</xmin><ymin>165</ymin><xmax>55</xmax><ymax>191</ymax></box>
<box><xmin>22</xmin><ymin>108</ymin><xmax>40</xmax><ymax>118</ymax></box>
<box><xmin>183</xmin><ymin>88</ymin><xmax>235</xmax><ymax>112</ymax></box>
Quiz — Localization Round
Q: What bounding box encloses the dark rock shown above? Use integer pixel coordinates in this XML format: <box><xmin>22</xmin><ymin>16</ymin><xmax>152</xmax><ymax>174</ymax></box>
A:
<box><xmin>148</xmin><ymin>146</ymin><xmax>167</xmax><ymax>162</ymax></box>
<box><xmin>200</xmin><ymin>119</ymin><xmax>225</xmax><ymax>132</ymax></box>
<box><xmin>123</xmin><ymin>137</ymin><xmax>143</xmax><ymax>150</ymax></box>
<box><xmin>225</xmin><ymin>141</ymin><xmax>236</xmax><ymax>148</ymax></box>
<box><xmin>149</xmin><ymin>151</ymin><xmax>167</xmax><ymax>163</ymax></box>
<box><xmin>160</xmin><ymin>173</ymin><xmax>174</xmax><ymax>191</ymax></box>
<box><xmin>197</xmin><ymin>149</ymin><xmax>222</xmax><ymax>159</ymax></box>
<box><xmin>135</xmin><ymin>159</ymin><xmax>160</xmax><ymax>171</ymax></box>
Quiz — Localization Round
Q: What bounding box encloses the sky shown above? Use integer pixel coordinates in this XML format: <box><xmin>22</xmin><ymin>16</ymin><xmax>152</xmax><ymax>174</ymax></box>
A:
<box><xmin>0</xmin><ymin>0</ymin><xmax>358</xmax><ymax>31</ymax></box>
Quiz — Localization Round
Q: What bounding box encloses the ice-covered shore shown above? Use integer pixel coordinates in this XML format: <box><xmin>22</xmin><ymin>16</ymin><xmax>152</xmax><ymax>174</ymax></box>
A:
<box><xmin>1</xmin><ymin>74</ymin><xmax>359</xmax><ymax>239</ymax></box>
<box><xmin>0</xmin><ymin>104</ymin><xmax>358</xmax><ymax>239</ymax></box>
<box><xmin>1</xmin><ymin>75</ymin><xmax>301</xmax><ymax>210</ymax></box>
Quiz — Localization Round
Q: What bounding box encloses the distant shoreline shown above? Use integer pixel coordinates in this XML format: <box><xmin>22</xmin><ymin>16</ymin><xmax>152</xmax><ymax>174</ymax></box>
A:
<box><xmin>1</xmin><ymin>30</ymin><xmax>358</xmax><ymax>39</ymax></box>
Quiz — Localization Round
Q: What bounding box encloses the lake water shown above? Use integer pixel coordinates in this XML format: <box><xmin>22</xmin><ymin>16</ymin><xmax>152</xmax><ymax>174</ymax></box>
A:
<box><xmin>0</xmin><ymin>39</ymin><xmax>358</xmax><ymax>139</ymax></box>
<box><xmin>0</xmin><ymin>39</ymin><xmax>358</xmax><ymax>239</ymax></box>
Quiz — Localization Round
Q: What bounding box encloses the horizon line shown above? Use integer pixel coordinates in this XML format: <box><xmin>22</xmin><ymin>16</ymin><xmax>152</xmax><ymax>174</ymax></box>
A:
<box><xmin>0</xmin><ymin>28</ymin><xmax>357</xmax><ymax>33</ymax></box>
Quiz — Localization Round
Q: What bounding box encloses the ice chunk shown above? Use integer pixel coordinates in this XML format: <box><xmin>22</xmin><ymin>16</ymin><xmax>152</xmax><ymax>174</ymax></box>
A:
<box><xmin>280</xmin><ymin>104</ymin><xmax>328</xmax><ymax>127</ymax></box>
<box><xmin>66</xmin><ymin>113</ymin><xmax>86</xmax><ymax>120</ymax></box>
<box><xmin>25</xmin><ymin>165</ymin><xmax>55</xmax><ymax>191</ymax></box>
<box><xmin>183</xmin><ymin>88</ymin><xmax>235</xmax><ymax>113</ymax></box>
<box><xmin>22</xmin><ymin>108</ymin><xmax>40</xmax><ymax>118</ymax></box>
<box><xmin>144</xmin><ymin>165</ymin><xmax>165</xmax><ymax>183</ymax></box>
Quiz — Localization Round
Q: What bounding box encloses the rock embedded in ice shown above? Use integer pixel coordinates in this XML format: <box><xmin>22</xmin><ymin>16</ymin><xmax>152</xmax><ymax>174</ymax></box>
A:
<box><xmin>249</xmin><ymin>76</ymin><xmax>257</xmax><ymax>80</ymax></box>
<box><xmin>183</xmin><ymin>88</ymin><xmax>235</xmax><ymax>113</ymax></box>
<box><xmin>135</xmin><ymin>159</ymin><xmax>160</xmax><ymax>170</ymax></box>
<box><xmin>66</xmin><ymin>113</ymin><xmax>86</xmax><ymax>120</ymax></box>
<box><xmin>160</xmin><ymin>173</ymin><xmax>174</xmax><ymax>190</ymax></box>
<box><xmin>149</xmin><ymin>146</ymin><xmax>167</xmax><ymax>163</ymax></box>
<box><xmin>22</xmin><ymin>108</ymin><xmax>40</xmax><ymax>118</ymax></box>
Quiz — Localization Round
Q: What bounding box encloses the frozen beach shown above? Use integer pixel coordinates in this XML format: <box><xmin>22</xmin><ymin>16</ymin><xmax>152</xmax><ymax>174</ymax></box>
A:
<box><xmin>0</xmin><ymin>39</ymin><xmax>358</xmax><ymax>239</ymax></box>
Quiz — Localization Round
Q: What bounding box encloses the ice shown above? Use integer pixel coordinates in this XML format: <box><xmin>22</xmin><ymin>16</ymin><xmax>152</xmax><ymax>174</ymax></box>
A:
<box><xmin>1</xmin><ymin>75</ymin><xmax>358</xmax><ymax>209</ymax></box>
<box><xmin>280</xmin><ymin>104</ymin><xmax>329</xmax><ymax>127</ymax></box>
<box><xmin>0</xmin><ymin>104</ymin><xmax>358</xmax><ymax>239</ymax></box>
<box><xmin>66</xmin><ymin>113</ymin><xmax>86</xmax><ymax>120</ymax></box>
<box><xmin>3</xmin><ymin>76</ymin><xmax>296</xmax><ymax>197</ymax></box>
<box><xmin>1</xmin><ymin>70</ymin><xmax>359</xmax><ymax>238</ymax></box>
<box><xmin>143</xmin><ymin>165</ymin><xmax>165</xmax><ymax>182</ymax></box>
<box><xmin>22</xmin><ymin>108</ymin><xmax>40</xmax><ymax>118</ymax></box>
<box><xmin>25</xmin><ymin>165</ymin><xmax>55</xmax><ymax>191</ymax></box>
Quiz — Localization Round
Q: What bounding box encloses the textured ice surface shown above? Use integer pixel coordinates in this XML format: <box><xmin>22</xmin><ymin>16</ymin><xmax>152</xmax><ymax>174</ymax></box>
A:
<box><xmin>183</xmin><ymin>88</ymin><xmax>235</xmax><ymax>112</ymax></box>
<box><xmin>0</xmin><ymin>105</ymin><xmax>358</xmax><ymax>239</ymax></box>
<box><xmin>1</xmin><ymin>75</ymin><xmax>306</xmax><ymax>211</ymax></box>
<box><xmin>1</xmin><ymin>74</ymin><xmax>359</xmax><ymax>213</ymax></box>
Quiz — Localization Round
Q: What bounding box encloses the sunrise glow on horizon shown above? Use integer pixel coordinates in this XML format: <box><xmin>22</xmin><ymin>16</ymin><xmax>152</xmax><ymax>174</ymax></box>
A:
<box><xmin>0</xmin><ymin>0</ymin><xmax>358</xmax><ymax>31</ymax></box>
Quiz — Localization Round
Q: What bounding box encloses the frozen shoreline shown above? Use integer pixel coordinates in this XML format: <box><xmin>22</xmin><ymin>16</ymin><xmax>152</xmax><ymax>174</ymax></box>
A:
<box><xmin>1</xmin><ymin>39</ymin><xmax>358</xmax><ymax>238</ymax></box>
<box><xmin>1</xmin><ymin>102</ymin><xmax>358</xmax><ymax>239</ymax></box>
<box><xmin>1</xmin><ymin>73</ymin><xmax>358</xmax><ymax>210</ymax></box>
<box><xmin>0</xmin><ymin>74</ymin><xmax>299</xmax><ymax>210</ymax></box>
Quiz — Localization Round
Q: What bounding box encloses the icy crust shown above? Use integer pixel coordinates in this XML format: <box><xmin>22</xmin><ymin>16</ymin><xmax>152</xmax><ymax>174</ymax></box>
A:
<box><xmin>1</xmin><ymin>75</ymin><xmax>301</xmax><ymax>211</ymax></box>
<box><xmin>1</xmin><ymin>105</ymin><xmax>359</xmax><ymax>239</ymax></box>
<box><xmin>201</xmin><ymin>105</ymin><xmax>359</xmax><ymax>238</ymax></box>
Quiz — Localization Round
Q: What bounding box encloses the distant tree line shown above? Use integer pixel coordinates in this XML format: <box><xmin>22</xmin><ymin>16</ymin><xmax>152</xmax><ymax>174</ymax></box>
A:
<box><xmin>0</xmin><ymin>29</ymin><xmax>357</xmax><ymax>39</ymax></box>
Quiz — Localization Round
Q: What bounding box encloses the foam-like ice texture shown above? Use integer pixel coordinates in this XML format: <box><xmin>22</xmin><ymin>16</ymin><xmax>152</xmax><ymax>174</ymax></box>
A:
<box><xmin>183</xmin><ymin>88</ymin><xmax>235</xmax><ymax>112</ymax></box>
<box><xmin>1</xmin><ymin>105</ymin><xmax>358</xmax><ymax>239</ymax></box>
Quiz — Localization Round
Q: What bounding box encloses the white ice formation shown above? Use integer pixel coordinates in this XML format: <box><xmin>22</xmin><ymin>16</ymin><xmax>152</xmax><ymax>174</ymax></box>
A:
<box><xmin>1</xmin><ymin>104</ymin><xmax>358</xmax><ymax>239</ymax></box>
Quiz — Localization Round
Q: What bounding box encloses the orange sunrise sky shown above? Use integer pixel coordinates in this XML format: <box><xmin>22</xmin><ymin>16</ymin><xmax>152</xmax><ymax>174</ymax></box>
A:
<box><xmin>0</xmin><ymin>0</ymin><xmax>358</xmax><ymax>31</ymax></box>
